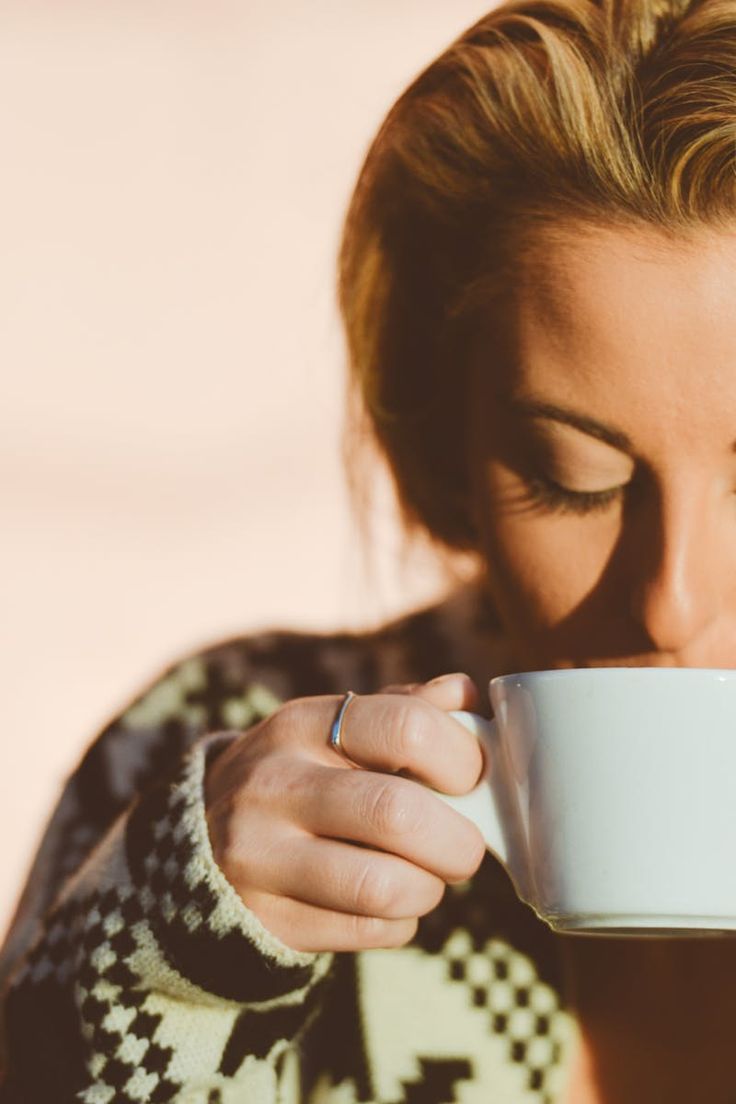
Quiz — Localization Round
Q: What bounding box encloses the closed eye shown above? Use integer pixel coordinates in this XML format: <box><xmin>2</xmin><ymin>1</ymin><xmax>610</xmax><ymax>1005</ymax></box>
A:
<box><xmin>522</xmin><ymin>473</ymin><xmax>625</xmax><ymax>515</ymax></box>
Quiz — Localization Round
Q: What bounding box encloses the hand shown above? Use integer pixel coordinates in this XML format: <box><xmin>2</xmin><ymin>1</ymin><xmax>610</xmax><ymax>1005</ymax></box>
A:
<box><xmin>204</xmin><ymin>673</ymin><xmax>486</xmax><ymax>953</ymax></box>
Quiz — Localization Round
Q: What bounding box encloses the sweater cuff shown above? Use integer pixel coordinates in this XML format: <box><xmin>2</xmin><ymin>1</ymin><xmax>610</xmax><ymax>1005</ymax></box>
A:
<box><xmin>125</xmin><ymin>732</ymin><xmax>333</xmax><ymax>1006</ymax></box>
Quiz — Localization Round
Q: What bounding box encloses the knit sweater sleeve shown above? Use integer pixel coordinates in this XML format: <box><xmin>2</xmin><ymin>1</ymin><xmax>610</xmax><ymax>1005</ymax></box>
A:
<box><xmin>0</xmin><ymin>643</ymin><xmax>338</xmax><ymax>1104</ymax></box>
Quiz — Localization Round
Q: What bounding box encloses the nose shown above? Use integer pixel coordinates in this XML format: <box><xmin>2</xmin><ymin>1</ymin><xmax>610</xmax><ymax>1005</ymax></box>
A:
<box><xmin>629</xmin><ymin>483</ymin><xmax>725</xmax><ymax>655</ymax></box>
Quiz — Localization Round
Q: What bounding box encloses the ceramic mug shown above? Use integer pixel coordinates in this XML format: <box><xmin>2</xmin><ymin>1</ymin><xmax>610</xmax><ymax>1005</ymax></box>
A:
<box><xmin>441</xmin><ymin>668</ymin><xmax>736</xmax><ymax>936</ymax></box>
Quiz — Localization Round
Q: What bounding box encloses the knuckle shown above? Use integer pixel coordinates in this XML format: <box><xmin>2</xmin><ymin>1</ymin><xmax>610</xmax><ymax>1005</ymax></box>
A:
<box><xmin>462</xmin><ymin>743</ymin><xmax>485</xmax><ymax>791</ymax></box>
<box><xmin>248</xmin><ymin>899</ymin><xmax>305</xmax><ymax>952</ymax></box>
<box><xmin>218</xmin><ymin>841</ymin><xmax>259</xmax><ymax>898</ymax></box>
<box><xmin>394</xmin><ymin>700</ymin><xmax>429</xmax><ymax>759</ymax></box>
<box><xmin>409</xmin><ymin>875</ymin><xmax>446</xmax><ymax>917</ymax></box>
<box><xmin>365</xmin><ymin>779</ymin><xmax>421</xmax><ymax>838</ymax></box>
<box><xmin>270</xmin><ymin>697</ymin><xmax>308</xmax><ymax>739</ymax></box>
<box><xmin>350</xmin><ymin>914</ymin><xmax>388</xmax><ymax>944</ymax></box>
<box><xmin>425</xmin><ymin>877</ymin><xmax>447</xmax><ymax>913</ymax></box>
<box><xmin>349</xmin><ymin>914</ymin><xmax>418</xmax><ymax>949</ymax></box>
<box><xmin>467</xmin><ymin>826</ymin><xmax>487</xmax><ymax>871</ymax></box>
<box><xmin>448</xmin><ymin>826</ymin><xmax>486</xmax><ymax>882</ymax></box>
<box><xmin>353</xmin><ymin>862</ymin><xmax>400</xmax><ymax>917</ymax></box>
<box><xmin>245</xmin><ymin>751</ymin><xmax>293</xmax><ymax>804</ymax></box>
<box><xmin>384</xmin><ymin>917</ymin><xmax>419</xmax><ymax>948</ymax></box>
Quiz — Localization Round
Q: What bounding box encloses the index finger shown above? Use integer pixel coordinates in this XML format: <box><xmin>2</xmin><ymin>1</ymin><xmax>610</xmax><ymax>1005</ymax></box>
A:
<box><xmin>381</xmin><ymin>673</ymin><xmax>480</xmax><ymax>712</ymax></box>
<box><xmin>326</xmin><ymin>693</ymin><xmax>485</xmax><ymax>797</ymax></box>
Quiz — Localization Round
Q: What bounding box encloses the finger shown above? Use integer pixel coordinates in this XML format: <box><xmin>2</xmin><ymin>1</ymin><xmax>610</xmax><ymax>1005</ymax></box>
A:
<box><xmin>295</xmin><ymin>764</ymin><xmax>486</xmax><ymax>884</ymax></box>
<box><xmin>379</xmin><ymin>674</ymin><xmax>479</xmax><ymax>712</ymax></box>
<box><xmin>378</xmin><ymin>682</ymin><xmax>420</xmax><ymax>695</ymax></box>
<box><xmin>272</xmin><ymin>694</ymin><xmax>483</xmax><ymax>794</ymax></box>
<box><xmin>245</xmin><ymin>834</ymin><xmax>446</xmax><ymax>919</ymax></box>
<box><xmin>409</xmin><ymin>673</ymin><xmax>480</xmax><ymax>712</ymax></box>
<box><xmin>241</xmin><ymin>890</ymin><xmax>420</xmax><ymax>954</ymax></box>
<box><xmin>333</xmin><ymin>694</ymin><xmax>484</xmax><ymax>794</ymax></box>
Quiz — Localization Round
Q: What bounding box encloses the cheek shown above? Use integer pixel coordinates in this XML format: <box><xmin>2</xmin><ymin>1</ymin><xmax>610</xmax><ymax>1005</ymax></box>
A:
<box><xmin>476</xmin><ymin>491</ymin><xmax>620</xmax><ymax>636</ymax></box>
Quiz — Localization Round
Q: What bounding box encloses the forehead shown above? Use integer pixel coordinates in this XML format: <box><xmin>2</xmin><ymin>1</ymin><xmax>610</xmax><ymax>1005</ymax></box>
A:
<box><xmin>494</xmin><ymin>220</ymin><xmax>736</xmax><ymax>446</ymax></box>
<box><xmin>516</xmin><ymin>220</ymin><xmax>736</xmax><ymax>345</ymax></box>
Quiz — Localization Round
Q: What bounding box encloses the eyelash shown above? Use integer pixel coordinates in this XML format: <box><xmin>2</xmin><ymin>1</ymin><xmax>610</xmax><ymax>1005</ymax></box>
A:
<box><xmin>523</xmin><ymin>474</ymin><xmax>623</xmax><ymax>516</ymax></box>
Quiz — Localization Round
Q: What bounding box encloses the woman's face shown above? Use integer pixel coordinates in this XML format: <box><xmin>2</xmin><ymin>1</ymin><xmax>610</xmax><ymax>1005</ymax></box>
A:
<box><xmin>471</xmin><ymin>221</ymin><xmax>736</xmax><ymax>671</ymax></box>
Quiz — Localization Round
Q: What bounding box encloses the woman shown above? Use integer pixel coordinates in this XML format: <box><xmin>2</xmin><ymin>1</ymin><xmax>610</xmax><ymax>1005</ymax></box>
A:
<box><xmin>3</xmin><ymin>0</ymin><xmax>736</xmax><ymax>1099</ymax></box>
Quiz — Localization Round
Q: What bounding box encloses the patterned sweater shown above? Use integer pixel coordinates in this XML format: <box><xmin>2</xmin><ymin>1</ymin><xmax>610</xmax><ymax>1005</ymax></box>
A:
<box><xmin>0</xmin><ymin>585</ymin><xmax>579</xmax><ymax>1104</ymax></box>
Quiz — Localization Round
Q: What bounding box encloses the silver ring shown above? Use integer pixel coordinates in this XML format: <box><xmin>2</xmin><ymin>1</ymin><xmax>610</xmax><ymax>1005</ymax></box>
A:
<box><xmin>329</xmin><ymin>691</ymin><xmax>362</xmax><ymax>768</ymax></box>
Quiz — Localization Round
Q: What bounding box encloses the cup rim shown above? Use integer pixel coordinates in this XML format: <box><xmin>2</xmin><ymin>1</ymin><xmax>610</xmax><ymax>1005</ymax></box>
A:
<box><xmin>490</xmin><ymin>666</ymin><xmax>736</xmax><ymax>687</ymax></box>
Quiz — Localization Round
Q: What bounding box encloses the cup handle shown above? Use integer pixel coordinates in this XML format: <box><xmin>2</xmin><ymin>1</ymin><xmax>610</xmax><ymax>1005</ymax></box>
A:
<box><xmin>435</xmin><ymin>710</ymin><xmax>508</xmax><ymax>867</ymax></box>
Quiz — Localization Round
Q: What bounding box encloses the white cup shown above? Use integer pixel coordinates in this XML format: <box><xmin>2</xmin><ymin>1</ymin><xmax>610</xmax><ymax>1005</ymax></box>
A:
<box><xmin>441</xmin><ymin>667</ymin><xmax>736</xmax><ymax>936</ymax></box>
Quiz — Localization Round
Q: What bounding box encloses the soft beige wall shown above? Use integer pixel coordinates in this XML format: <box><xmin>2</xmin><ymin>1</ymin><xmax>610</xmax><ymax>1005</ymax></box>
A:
<box><xmin>0</xmin><ymin>1</ymin><xmax>492</xmax><ymax>938</ymax></box>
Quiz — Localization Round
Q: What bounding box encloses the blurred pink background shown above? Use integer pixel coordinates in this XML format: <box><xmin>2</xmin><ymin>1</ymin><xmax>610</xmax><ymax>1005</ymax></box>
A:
<box><xmin>0</xmin><ymin>1</ymin><xmax>492</xmax><ymax>938</ymax></box>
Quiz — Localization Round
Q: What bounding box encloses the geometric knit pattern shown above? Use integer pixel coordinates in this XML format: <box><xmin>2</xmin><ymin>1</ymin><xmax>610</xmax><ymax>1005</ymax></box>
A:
<box><xmin>0</xmin><ymin>584</ymin><xmax>579</xmax><ymax>1102</ymax></box>
<box><xmin>2</xmin><ymin>736</ymin><xmax>332</xmax><ymax>1103</ymax></box>
<box><xmin>437</xmin><ymin>929</ymin><xmax>574</xmax><ymax>1103</ymax></box>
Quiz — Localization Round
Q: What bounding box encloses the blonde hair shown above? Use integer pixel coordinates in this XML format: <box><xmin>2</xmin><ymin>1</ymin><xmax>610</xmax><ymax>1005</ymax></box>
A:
<box><xmin>338</xmin><ymin>0</ymin><xmax>736</xmax><ymax>549</ymax></box>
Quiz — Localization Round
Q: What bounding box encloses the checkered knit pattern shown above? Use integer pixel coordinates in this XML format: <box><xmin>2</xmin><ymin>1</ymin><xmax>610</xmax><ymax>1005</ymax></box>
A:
<box><xmin>0</xmin><ymin>585</ymin><xmax>581</xmax><ymax>1103</ymax></box>
<box><xmin>2</xmin><ymin>735</ymin><xmax>332</xmax><ymax>1103</ymax></box>
<box><xmin>439</xmin><ymin>929</ymin><xmax>573</xmax><ymax>1103</ymax></box>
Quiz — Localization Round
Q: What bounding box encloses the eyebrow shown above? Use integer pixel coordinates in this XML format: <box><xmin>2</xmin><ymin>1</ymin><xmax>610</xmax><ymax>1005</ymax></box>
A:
<box><xmin>500</xmin><ymin>396</ymin><xmax>633</xmax><ymax>452</ymax></box>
